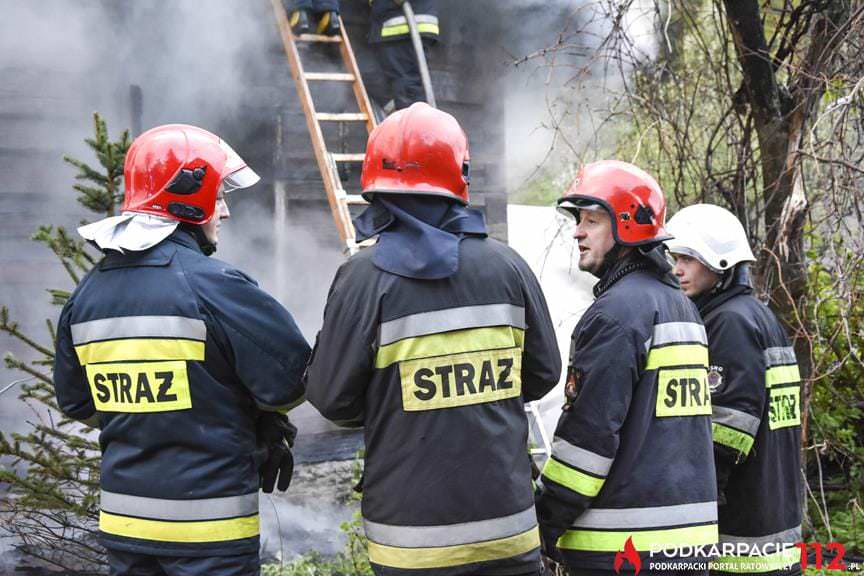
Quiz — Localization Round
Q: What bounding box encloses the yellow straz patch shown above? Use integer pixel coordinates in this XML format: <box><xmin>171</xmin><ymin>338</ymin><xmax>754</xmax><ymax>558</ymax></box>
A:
<box><xmin>85</xmin><ymin>361</ymin><xmax>192</xmax><ymax>413</ymax></box>
<box><xmin>768</xmin><ymin>385</ymin><xmax>800</xmax><ymax>430</ymax></box>
<box><xmin>399</xmin><ymin>348</ymin><xmax>522</xmax><ymax>411</ymax></box>
<box><xmin>656</xmin><ymin>368</ymin><xmax>711</xmax><ymax>417</ymax></box>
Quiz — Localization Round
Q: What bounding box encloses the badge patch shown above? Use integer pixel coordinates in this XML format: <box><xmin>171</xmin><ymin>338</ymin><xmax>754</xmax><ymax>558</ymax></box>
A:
<box><xmin>562</xmin><ymin>367</ymin><xmax>582</xmax><ymax>412</ymax></box>
<box><xmin>707</xmin><ymin>365</ymin><xmax>724</xmax><ymax>392</ymax></box>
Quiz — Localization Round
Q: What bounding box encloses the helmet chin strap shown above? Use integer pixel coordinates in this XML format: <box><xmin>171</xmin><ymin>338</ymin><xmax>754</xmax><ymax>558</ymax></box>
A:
<box><xmin>713</xmin><ymin>262</ymin><xmax>752</xmax><ymax>293</ymax></box>
<box><xmin>595</xmin><ymin>243</ymin><xmax>623</xmax><ymax>278</ymax></box>
<box><xmin>179</xmin><ymin>223</ymin><xmax>217</xmax><ymax>256</ymax></box>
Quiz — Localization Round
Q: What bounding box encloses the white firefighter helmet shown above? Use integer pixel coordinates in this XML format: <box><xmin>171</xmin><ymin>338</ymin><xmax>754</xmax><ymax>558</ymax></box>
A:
<box><xmin>665</xmin><ymin>204</ymin><xmax>756</xmax><ymax>272</ymax></box>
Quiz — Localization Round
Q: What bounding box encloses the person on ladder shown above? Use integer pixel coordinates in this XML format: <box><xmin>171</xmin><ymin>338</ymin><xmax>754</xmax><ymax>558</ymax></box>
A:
<box><xmin>369</xmin><ymin>0</ymin><xmax>439</xmax><ymax>111</ymax></box>
<box><xmin>288</xmin><ymin>0</ymin><xmax>341</xmax><ymax>36</ymax></box>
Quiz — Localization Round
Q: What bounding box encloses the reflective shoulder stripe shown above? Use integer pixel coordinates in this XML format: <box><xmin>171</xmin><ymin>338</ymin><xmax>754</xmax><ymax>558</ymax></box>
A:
<box><xmin>364</xmin><ymin>506</ymin><xmax>536</xmax><ymax>548</ymax></box>
<box><xmin>645</xmin><ymin>322</ymin><xmax>707</xmax><ymax>351</ymax></box>
<box><xmin>100</xmin><ymin>511</ymin><xmax>258</xmax><ymax>543</ymax></box>
<box><xmin>711</xmin><ymin>547</ymin><xmax>800</xmax><ymax>573</ymax></box>
<box><xmin>541</xmin><ymin>458</ymin><xmax>605</xmax><ymax>497</ymax></box>
<box><xmin>719</xmin><ymin>525</ymin><xmax>802</xmax><ymax>547</ymax></box>
<box><xmin>550</xmin><ymin>437</ymin><xmax>613</xmax><ymax>477</ymax></box>
<box><xmin>375</xmin><ymin>325</ymin><xmax>522</xmax><ymax>368</ymax></box>
<box><xmin>712</xmin><ymin>422</ymin><xmax>755</xmax><ymax>456</ymax></box>
<box><xmin>380</xmin><ymin>14</ymin><xmax>439</xmax><ymax>27</ymax></box>
<box><xmin>571</xmin><ymin>501</ymin><xmax>717</xmax><ymax>530</ymax></box>
<box><xmin>379</xmin><ymin>304</ymin><xmax>525</xmax><ymax>346</ymax></box>
<box><xmin>71</xmin><ymin>316</ymin><xmax>206</xmax><ymax>345</ymax></box>
<box><xmin>765</xmin><ymin>364</ymin><xmax>801</xmax><ymax>387</ymax></box>
<box><xmin>75</xmin><ymin>338</ymin><xmax>205</xmax><ymax>365</ymax></box>
<box><xmin>764</xmin><ymin>346</ymin><xmax>796</xmax><ymax>367</ymax></box>
<box><xmin>645</xmin><ymin>344</ymin><xmax>708</xmax><ymax>370</ymax></box>
<box><xmin>557</xmin><ymin>523</ymin><xmax>717</xmax><ymax>552</ymax></box>
<box><xmin>367</xmin><ymin>526</ymin><xmax>538</xmax><ymax>569</ymax></box>
<box><xmin>101</xmin><ymin>490</ymin><xmax>258</xmax><ymax>522</ymax></box>
<box><xmin>712</xmin><ymin>405</ymin><xmax>761</xmax><ymax>436</ymax></box>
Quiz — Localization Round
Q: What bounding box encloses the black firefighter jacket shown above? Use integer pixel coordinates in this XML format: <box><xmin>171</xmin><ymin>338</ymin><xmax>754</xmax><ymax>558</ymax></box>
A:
<box><xmin>53</xmin><ymin>229</ymin><xmax>310</xmax><ymax>557</ymax></box>
<box><xmin>369</xmin><ymin>0</ymin><xmax>439</xmax><ymax>43</ymax></box>
<box><xmin>536</xmin><ymin>262</ymin><xmax>719</xmax><ymax>572</ymax></box>
<box><xmin>305</xmin><ymin>236</ymin><xmax>561</xmax><ymax>576</ymax></box>
<box><xmin>700</xmin><ymin>285</ymin><xmax>803</xmax><ymax>575</ymax></box>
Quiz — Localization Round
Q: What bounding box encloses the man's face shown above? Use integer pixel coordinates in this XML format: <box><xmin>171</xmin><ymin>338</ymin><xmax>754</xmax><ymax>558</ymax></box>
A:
<box><xmin>672</xmin><ymin>253</ymin><xmax>720</xmax><ymax>297</ymax></box>
<box><xmin>201</xmin><ymin>191</ymin><xmax>230</xmax><ymax>248</ymax></box>
<box><xmin>573</xmin><ymin>208</ymin><xmax>616</xmax><ymax>276</ymax></box>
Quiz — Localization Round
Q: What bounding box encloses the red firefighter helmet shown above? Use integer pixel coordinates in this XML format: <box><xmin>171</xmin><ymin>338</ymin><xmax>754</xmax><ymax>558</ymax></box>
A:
<box><xmin>361</xmin><ymin>102</ymin><xmax>470</xmax><ymax>204</ymax></box>
<box><xmin>557</xmin><ymin>160</ymin><xmax>670</xmax><ymax>245</ymax></box>
<box><xmin>123</xmin><ymin>124</ymin><xmax>259</xmax><ymax>224</ymax></box>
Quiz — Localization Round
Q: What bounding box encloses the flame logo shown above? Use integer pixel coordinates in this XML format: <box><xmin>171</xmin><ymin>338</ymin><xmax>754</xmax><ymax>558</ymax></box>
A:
<box><xmin>613</xmin><ymin>536</ymin><xmax>642</xmax><ymax>575</ymax></box>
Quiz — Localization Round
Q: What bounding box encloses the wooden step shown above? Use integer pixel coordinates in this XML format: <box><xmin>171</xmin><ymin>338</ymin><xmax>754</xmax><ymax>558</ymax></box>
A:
<box><xmin>316</xmin><ymin>112</ymin><xmax>368</xmax><ymax>122</ymax></box>
<box><xmin>295</xmin><ymin>33</ymin><xmax>342</xmax><ymax>43</ymax></box>
<box><xmin>332</xmin><ymin>153</ymin><xmax>365</xmax><ymax>162</ymax></box>
<box><xmin>305</xmin><ymin>72</ymin><xmax>355</xmax><ymax>82</ymax></box>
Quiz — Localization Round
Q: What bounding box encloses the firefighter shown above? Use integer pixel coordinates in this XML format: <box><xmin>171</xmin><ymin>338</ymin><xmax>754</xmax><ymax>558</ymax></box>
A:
<box><xmin>369</xmin><ymin>0</ymin><xmax>439</xmax><ymax>111</ymax></box>
<box><xmin>665</xmin><ymin>204</ymin><xmax>803</xmax><ymax>575</ymax></box>
<box><xmin>535</xmin><ymin>161</ymin><xmax>718</xmax><ymax>576</ymax></box>
<box><xmin>304</xmin><ymin>102</ymin><xmax>561</xmax><ymax>576</ymax></box>
<box><xmin>288</xmin><ymin>0</ymin><xmax>340</xmax><ymax>36</ymax></box>
<box><xmin>52</xmin><ymin>124</ymin><xmax>310</xmax><ymax>576</ymax></box>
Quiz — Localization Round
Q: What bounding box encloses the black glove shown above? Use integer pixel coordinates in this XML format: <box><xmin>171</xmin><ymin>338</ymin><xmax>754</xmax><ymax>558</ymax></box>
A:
<box><xmin>535</xmin><ymin>490</ymin><xmax>569</xmax><ymax>564</ymax></box>
<box><xmin>256</xmin><ymin>412</ymin><xmax>297</xmax><ymax>493</ymax></box>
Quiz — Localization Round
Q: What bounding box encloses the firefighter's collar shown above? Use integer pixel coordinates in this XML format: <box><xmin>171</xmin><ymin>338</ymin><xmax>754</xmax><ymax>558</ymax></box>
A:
<box><xmin>78</xmin><ymin>212</ymin><xmax>178</xmax><ymax>253</ymax></box>
<box><xmin>353</xmin><ymin>196</ymin><xmax>487</xmax><ymax>280</ymax></box>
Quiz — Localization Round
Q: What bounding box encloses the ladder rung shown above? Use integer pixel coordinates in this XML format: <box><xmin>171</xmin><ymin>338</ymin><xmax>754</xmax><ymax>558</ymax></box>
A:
<box><xmin>306</xmin><ymin>72</ymin><xmax>356</xmax><ymax>82</ymax></box>
<box><xmin>332</xmin><ymin>153</ymin><xmax>365</xmax><ymax>162</ymax></box>
<box><xmin>295</xmin><ymin>33</ymin><xmax>342</xmax><ymax>43</ymax></box>
<box><xmin>316</xmin><ymin>113</ymin><xmax>368</xmax><ymax>122</ymax></box>
<box><xmin>344</xmin><ymin>194</ymin><xmax>368</xmax><ymax>205</ymax></box>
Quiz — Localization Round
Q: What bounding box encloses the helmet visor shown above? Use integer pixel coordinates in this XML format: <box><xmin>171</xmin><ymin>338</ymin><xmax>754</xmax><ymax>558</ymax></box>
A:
<box><xmin>218</xmin><ymin>138</ymin><xmax>260</xmax><ymax>193</ymax></box>
<box><xmin>222</xmin><ymin>165</ymin><xmax>260</xmax><ymax>193</ymax></box>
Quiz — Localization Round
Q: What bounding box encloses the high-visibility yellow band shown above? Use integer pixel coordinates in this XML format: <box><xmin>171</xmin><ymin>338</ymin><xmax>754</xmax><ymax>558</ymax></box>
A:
<box><xmin>367</xmin><ymin>526</ymin><xmax>538</xmax><ymax>569</ymax></box>
<box><xmin>100</xmin><ymin>511</ymin><xmax>259</xmax><ymax>543</ymax></box>
<box><xmin>710</xmin><ymin>547</ymin><xmax>800</xmax><ymax>573</ymax></box>
<box><xmin>381</xmin><ymin>23</ymin><xmax>440</xmax><ymax>38</ymax></box>
<box><xmin>645</xmin><ymin>344</ymin><xmax>708</xmax><ymax>370</ymax></box>
<box><xmin>557</xmin><ymin>523</ymin><xmax>718</xmax><ymax>552</ymax></box>
<box><xmin>765</xmin><ymin>365</ymin><xmax>800</xmax><ymax>387</ymax></box>
<box><xmin>375</xmin><ymin>326</ymin><xmax>523</xmax><ymax>369</ymax></box>
<box><xmin>75</xmin><ymin>339</ymin><xmax>205</xmax><ymax>365</ymax></box>
<box><xmin>712</xmin><ymin>422</ymin><xmax>754</xmax><ymax>456</ymax></box>
<box><xmin>541</xmin><ymin>458</ymin><xmax>605</xmax><ymax>497</ymax></box>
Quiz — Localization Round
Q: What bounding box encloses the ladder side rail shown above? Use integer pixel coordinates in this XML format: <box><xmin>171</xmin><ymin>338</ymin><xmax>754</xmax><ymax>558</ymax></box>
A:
<box><xmin>337</xmin><ymin>16</ymin><xmax>378</xmax><ymax>134</ymax></box>
<box><xmin>270</xmin><ymin>0</ymin><xmax>354</xmax><ymax>244</ymax></box>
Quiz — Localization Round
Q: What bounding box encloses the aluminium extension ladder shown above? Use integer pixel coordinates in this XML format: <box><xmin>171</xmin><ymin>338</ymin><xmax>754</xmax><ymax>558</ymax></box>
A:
<box><xmin>270</xmin><ymin>0</ymin><xmax>377</xmax><ymax>254</ymax></box>
<box><xmin>270</xmin><ymin>0</ymin><xmax>552</xmax><ymax>464</ymax></box>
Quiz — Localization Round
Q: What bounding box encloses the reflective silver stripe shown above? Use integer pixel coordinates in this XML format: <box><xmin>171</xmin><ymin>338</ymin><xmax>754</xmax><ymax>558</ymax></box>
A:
<box><xmin>71</xmin><ymin>316</ymin><xmax>206</xmax><ymax>345</ymax></box>
<box><xmin>720</xmin><ymin>525</ymin><xmax>802</xmax><ymax>547</ymax></box>
<box><xmin>379</xmin><ymin>304</ymin><xmax>525</xmax><ymax>346</ymax></box>
<box><xmin>364</xmin><ymin>506</ymin><xmax>537</xmax><ymax>548</ymax></box>
<box><xmin>551</xmin><ymin>437</ymin><xmax>613</xmax><ymax>477</ymax></box>
<box><xmin>381</xmin><ymin>14</ymin><xmax>440</xmax><ymax>28</ymax></box>
<box><xmin>644</xmin><ymin>322</ymin><xmax>708</xmax><ymax>351</ymax></box>
<box><xmin>712</xmin><ymin>405</ymin><xmax>760</xmax><ymax>436</ymax></box>
<box><xmin>764</xmin><ymin>346</ymin><xmax>796</xmax><ymax>367</ymax></box>
<box><xmin>100</xmin><ymin>490</ymin><xmax>258</xmax><ymax>521</ymax></box>
<box><xmin>571</xmin><ymin>501</ymin><xmax>717</xmax><ymax>530</ymax></box>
